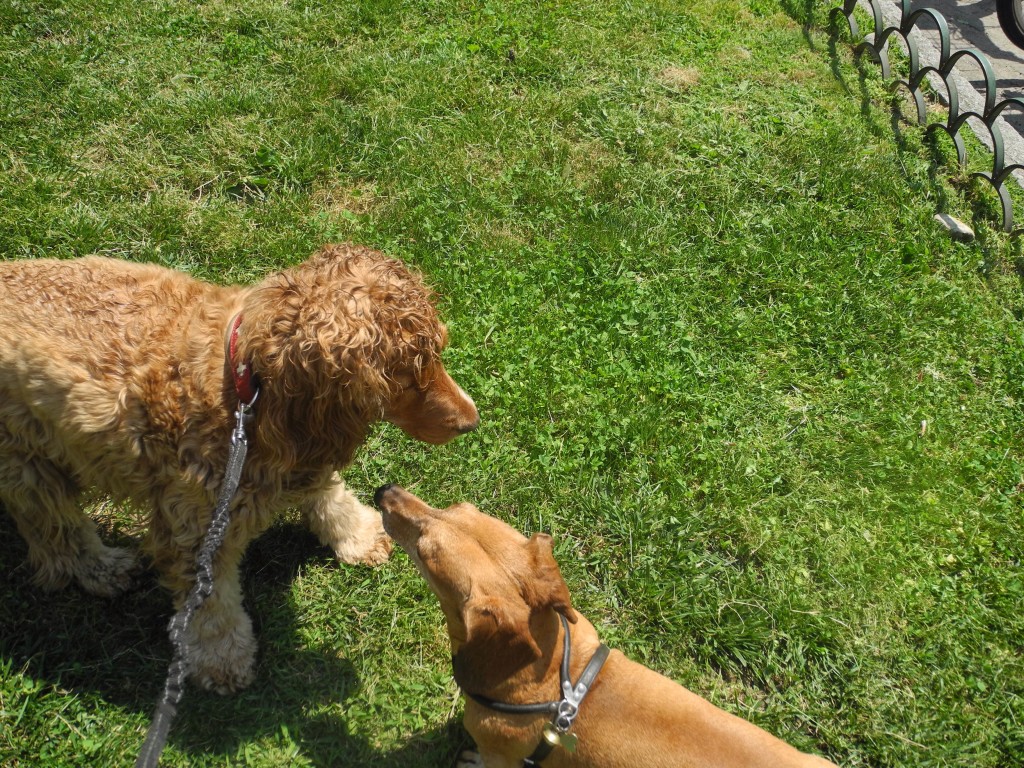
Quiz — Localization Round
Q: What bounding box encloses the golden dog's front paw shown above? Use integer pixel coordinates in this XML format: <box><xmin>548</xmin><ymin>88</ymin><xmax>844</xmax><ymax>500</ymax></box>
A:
<box><xmin>184</xmin><ymin>611</ymin><xmax>257</xmax><ymax>694</ymax></box>
<box><xmin>192</xmin><ymin>657</ymin><xmax>256</xmax><ymax>695</ymax></box>
<box><xmin>333</xmin><ymin>524</ymin><xmax>393</xmax><ymax>566</ymax></box>
<box><xmin>359</xmin><ymin>529</ymin><xmax>393</xmax><ymax>566</ymax></box>
<box><xmin>304</xmin><ymin>480</ymin><xmax>394</xmax><ymax>566</ymax></box>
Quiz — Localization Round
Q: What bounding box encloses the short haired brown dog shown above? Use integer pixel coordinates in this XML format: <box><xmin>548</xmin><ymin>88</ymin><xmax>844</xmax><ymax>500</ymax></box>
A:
<box><xmin>374</xmin><ymin>485</ymin><xmax>838</xmax><ymax>768</ymax></box>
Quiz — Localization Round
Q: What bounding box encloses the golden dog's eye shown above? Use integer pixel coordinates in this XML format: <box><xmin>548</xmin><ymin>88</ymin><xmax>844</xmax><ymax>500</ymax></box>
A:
<box><xmin>391</xmin><ymin>373</ymin><xmax>416</xmax><ymax>392</ymax></box>
<box><xmin>395</xmin><ymin>371</ymin><xmax>426</xmax><ymax>395</ymax></box>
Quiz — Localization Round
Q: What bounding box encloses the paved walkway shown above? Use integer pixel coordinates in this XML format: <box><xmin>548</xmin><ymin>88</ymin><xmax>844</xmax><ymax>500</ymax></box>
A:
<box><xmin>862</xmin><ymin>1</ymin><xmax>1024</xmax><ymax>177</ymax></box>
<box><xmin>922</xmin><ymin>0</ymin><xmax>1024</xmax><ymax>129</ymax></box>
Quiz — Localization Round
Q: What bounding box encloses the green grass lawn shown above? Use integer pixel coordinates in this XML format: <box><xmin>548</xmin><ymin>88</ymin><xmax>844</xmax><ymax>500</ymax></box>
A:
<box><xmin>1</xmin><ymin>1</ymin><xmax>1023</xmax><ymax>766</ymax></box>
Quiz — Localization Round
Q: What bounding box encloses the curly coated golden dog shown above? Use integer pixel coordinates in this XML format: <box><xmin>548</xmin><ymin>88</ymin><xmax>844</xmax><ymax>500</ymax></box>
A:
<box><xmin>375</xmin><ymin>485</ymin><xmax>838</xmax><ymax>768</ymax></box>
<box><xmin>0</xmin><ymin>244</ymin><xmax>478</xmax><ymax>693</ymax></box>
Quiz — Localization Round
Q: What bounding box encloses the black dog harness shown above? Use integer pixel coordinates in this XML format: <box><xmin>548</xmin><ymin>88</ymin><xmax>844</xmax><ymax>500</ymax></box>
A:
<box><xmin>462</xmin><ymin>613</ymin><xmax>610</xmax><ymax>766</ymax></box>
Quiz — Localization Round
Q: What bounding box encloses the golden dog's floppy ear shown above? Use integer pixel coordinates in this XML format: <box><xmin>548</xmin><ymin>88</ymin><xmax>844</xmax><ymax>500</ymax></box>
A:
<box><xmin>524</xmin><ymin>533</ymin><xmax>578</xmax><ymax>623</ymax></box>
<box><xmin>452</xmin><ymin>596</ymin><xmax>542</xmax><ymax>694</ymax></box>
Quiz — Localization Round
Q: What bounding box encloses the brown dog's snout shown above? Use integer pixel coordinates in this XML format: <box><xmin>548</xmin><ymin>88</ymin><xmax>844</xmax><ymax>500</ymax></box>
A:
<box><xmin>374</xmin><ymin>483</ymin><xmax>401</xmax><ymax>510</ymax></box>
<box><xmin>373</xmin><ymin>484</ymin><xmax>439</xmax><ymax>523</ymax></box>
<box><xmin>455</xmin><ymin>410</ymin><xmax>480</xmax><ymax>435</ymax></box>
<box><xmin>373</xmin><ymin>484</ymin><xmax>436</xmax><ymax>546</ymax></box>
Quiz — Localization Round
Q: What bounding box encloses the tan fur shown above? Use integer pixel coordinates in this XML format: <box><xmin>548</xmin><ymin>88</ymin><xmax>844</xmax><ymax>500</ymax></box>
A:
<box><xmin>375</xmin><ymin>486</ymin><xmax>839</xmax><ymax>768</ymax></box>
<box><xmin>0</xmin><ymin>245</ymin><xmax>479</xmax><ymax>693</ymax></box>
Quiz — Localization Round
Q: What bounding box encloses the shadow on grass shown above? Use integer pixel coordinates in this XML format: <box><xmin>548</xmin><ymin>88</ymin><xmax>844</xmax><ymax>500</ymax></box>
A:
<box><xmin>782</xmin><ymin>0</ymin><xmax>824</xmax><ymax>53</ymax></box>
<box><xmin>0</xmin><ymin>512</ymin><xmax>468</xmax><ymax>767</ymax></box>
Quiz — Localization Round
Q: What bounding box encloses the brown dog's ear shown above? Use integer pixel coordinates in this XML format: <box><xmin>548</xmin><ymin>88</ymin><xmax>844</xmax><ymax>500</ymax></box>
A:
<box><xmin>451</xmin><ymin>596</ymin><xmax>542</xmax><ymax>694</ymax></box>
<box><xmin>524</xmin><ymin>533</ymin><xmax>578</xmax><ymax>624</ymax></box>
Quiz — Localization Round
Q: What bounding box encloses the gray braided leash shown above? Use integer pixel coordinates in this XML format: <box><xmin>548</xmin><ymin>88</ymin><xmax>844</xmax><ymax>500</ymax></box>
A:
<box><xmin>134</xmin><ymin>399</ymin><xmax>254</xmax><ymax>768</ymax></box>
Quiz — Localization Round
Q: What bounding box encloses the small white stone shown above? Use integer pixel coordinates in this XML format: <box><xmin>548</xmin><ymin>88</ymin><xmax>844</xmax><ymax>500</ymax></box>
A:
<box><xmin>933</xmin><ymin>213</ymin><xmax>975</xmax><ymax>242</ymax></box>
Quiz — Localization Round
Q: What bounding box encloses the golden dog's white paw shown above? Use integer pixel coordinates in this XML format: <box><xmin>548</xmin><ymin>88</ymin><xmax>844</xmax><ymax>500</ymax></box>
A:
<box><xmin>304</xmin><ymin>480</ymin><xmax>394</xmax><ymax>566</ymax></box>
<box><xmin>184</xmin><ymin>612</ymin><xmax>257</xmax><ymax>694</ymax></box>
<box><xmin>333</xmin><ymin>520</ymin><xmax>393</xmax><ymax>566</ymax></box>
<box><xmin>455</xmin><ymin>750</ymin><xmax>485</xmax><ymax>768</ymax></box>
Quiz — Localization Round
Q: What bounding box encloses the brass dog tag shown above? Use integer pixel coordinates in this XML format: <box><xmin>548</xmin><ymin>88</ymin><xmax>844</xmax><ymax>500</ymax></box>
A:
<box><xmin>543</xmin><ymin>723</ymin><xmax>578</xmax><ymax>753</ymax></box>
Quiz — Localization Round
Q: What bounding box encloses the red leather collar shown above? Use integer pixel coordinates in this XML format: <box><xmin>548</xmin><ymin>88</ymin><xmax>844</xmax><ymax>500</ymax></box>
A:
<box><xmin>227</xmin><ymin>313</ymin><xmax>259</xmax><ymax>406</ymax></box>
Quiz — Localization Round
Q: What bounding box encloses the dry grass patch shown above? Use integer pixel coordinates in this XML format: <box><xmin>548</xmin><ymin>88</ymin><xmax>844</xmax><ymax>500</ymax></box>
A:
<box><xmin>310</xmin><ymin>180</ymin><xmax>381</xmax><ymax>217</ymax></box>
<box><xmin>565</xmin><ymin>137</ymin><xmax>621</xmax><ymax>190</ymax></box>
<box><xmin>658</xmin><ymin>65</ymin><xmax>701</xmax><ymax>91</ymax></box>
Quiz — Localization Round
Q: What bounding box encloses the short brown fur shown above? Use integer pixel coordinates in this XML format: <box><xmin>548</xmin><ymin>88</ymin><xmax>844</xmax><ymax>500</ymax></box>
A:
<box><xmin>375</xmin><ymin>486</ymin><xmax>839</xmax><ymax>768</ymax></box>
<box><xmin>0</xmin><ymin>245</ymin><xmax>478</xmax><ymax>692</ymax></box>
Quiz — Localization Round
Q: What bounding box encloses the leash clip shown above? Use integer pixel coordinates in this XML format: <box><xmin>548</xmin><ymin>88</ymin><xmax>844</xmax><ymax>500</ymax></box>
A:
<box><xmin>231</xmin><ymin>391</ymin><xmax>257</xmax><ymax>445</ymax></box>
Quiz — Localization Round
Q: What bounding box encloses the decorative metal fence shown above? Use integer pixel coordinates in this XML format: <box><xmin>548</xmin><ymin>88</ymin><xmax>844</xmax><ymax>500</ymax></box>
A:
<box><xmin>831</xmin><ymin>0</ymin><xmax>1024</xmax><ymax>231</ymax></box>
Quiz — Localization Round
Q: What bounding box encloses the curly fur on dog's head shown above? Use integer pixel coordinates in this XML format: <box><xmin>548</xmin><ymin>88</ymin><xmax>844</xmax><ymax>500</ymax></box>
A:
<box><xmin>238</xmin><ymin>244</ymin><xmax>448</xmax><ymax>470</ymax></box>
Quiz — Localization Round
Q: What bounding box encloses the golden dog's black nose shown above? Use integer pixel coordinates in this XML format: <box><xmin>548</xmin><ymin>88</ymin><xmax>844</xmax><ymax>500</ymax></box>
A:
<box><xmin>374</xmin><ymin>484</ymin><xmax>398</xmax><ymax>508</ymax></box>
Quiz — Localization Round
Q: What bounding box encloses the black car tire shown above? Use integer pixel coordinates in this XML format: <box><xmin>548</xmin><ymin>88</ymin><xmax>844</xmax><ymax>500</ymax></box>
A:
<box><xmin>997</xmin><ymin>0</ymin><xmax>1024</xmax><ymax>49</ymax></box>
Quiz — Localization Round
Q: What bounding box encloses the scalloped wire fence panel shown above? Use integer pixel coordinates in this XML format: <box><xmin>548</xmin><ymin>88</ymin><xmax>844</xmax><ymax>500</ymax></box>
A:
<box><xmin>830</xmin><ymin>0</ymin><xmax>1024</xmax><ymax>231</ymax></box>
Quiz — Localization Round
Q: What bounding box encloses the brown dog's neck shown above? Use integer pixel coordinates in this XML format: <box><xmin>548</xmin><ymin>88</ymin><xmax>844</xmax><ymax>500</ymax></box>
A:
<box><xmin>457</xmin><ymin>609</ymin><xmax>606</xmax><ymax>710</ymax></box>
<box><xmin>452</xmin><ymin>608</ymin><xmax>559</xmax><ymax>703</ymax></box>
<box><xmin>511</xmin><ymin>609</ymin><xmax>568</xmax><ymax>700</ymax></box>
